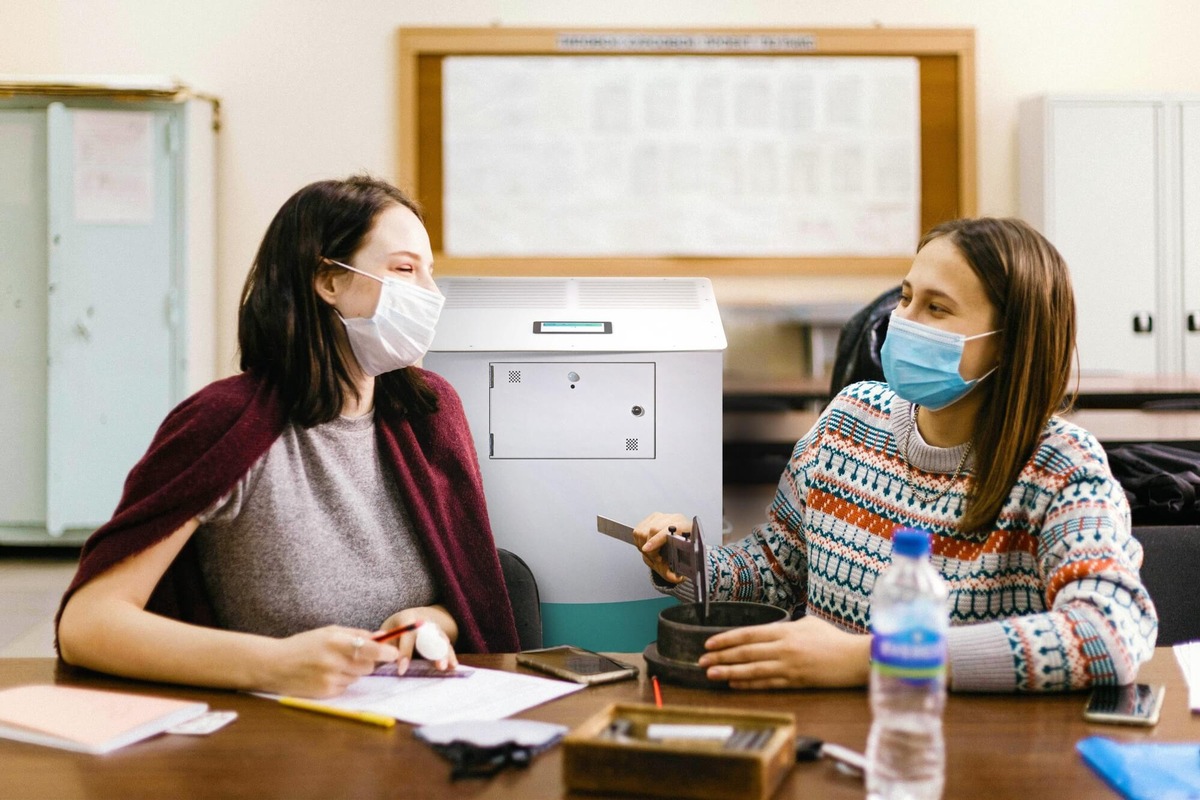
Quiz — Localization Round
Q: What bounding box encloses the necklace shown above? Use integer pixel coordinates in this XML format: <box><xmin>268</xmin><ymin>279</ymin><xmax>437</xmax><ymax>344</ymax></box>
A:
<box><xmin>901</xmin><ymin>405</ymin><xmax>972</xmax><ymax>505</ymax></box>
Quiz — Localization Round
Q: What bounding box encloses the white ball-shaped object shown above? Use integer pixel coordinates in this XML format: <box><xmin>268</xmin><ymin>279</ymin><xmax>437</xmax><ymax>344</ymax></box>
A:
<box><xmin>414</xmin><ymin>622</ymin><xmax>449</xmax><ymax>661</ymax></box>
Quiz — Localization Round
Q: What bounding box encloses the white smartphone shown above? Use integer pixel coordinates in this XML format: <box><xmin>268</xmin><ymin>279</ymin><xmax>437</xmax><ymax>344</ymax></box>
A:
<box><xmin>1082</xmin><ymin>683</ymin><xmax>1165</xmax><ymax>726</ymax></box>
<box><xmin>516</xmin><ymin>645</ymin><xmax>639</xmax><ymax>685</ymax></box>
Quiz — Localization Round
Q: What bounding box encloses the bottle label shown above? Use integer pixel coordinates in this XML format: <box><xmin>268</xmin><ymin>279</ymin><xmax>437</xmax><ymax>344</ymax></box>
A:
<box><xmin>871</xmin><ymin>627</ymin><xmax>946</xmax><ymax>681</ymax></box>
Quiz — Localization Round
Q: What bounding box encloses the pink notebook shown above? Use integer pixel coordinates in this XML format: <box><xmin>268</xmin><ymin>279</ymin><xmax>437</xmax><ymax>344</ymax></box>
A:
<box><xmin>0</xmin><ymin>685</ymin><xmax>208</xmax><ymax>754</ymax></box>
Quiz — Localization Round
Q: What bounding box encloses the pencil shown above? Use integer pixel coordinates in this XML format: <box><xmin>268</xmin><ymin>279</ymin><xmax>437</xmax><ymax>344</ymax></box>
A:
<box><xmin>278</xmin><ymin>696</ymin><xmax>396</xmax><ymax>728</ymax></box>
<box><xmin>371</xmin><ymin>621</ymin><xmax>423</xmax><ymax>644</ymax></box>
<box><xmin>652</xmin><ymin>675</ymin><xmax>663</xmax><ymax>708</ymax></box>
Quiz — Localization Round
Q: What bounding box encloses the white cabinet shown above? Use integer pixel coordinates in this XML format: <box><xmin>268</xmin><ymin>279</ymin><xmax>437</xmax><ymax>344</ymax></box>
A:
<box><xmin>1019</xmin><ymin>94</ymin><xmax>1200</xmax><ymax>376</ymax></box>
<box><xmin>0</xmin><ymin>86</ymin><xmax>216</xmax><ymax>544</ymax></box>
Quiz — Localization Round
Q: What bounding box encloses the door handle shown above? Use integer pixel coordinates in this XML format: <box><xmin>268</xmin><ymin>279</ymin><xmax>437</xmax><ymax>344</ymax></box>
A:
<box><xmin>1132</xmin><ymin>312</ymin><xmax>1153</xmax><ymax>334</ymax></box>
<box><xmin>1189</xmin><ymin>312</ymin><xmax>1200</xmax><ymax>333</ymax></box>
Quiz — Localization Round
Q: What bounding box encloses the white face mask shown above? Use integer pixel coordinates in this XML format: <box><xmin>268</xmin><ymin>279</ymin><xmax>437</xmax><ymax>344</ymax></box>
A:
<box><xmin>327</xmin><ymin>259</ymin><xmax>445</xmax><ymax>377</ymax></box>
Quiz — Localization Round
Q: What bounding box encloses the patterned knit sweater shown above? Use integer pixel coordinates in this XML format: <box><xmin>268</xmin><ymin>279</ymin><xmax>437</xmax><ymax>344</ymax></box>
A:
<box><xmin>694</xmin><ymin>381</ymin><xmax>1158</xmax><ymax>692</ymax></box>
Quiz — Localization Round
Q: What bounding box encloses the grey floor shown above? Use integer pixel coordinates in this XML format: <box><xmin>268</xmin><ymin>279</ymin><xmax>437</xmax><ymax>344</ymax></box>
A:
<box><xmin>0</xmin><ymin>548</ymin><xmax>79</xmax><ymax>658</ymax></box>
<box><xmin>0</xmin><ymin>485</ymin><xmax>776</xmax><ymax>659</ymax></box>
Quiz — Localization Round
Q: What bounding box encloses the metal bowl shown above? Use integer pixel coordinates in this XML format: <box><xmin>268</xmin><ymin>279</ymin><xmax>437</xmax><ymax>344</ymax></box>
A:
<box><xmin>643</xmin><ymin>601</ymin><xmax>789</xmax><ymax>689</ymax></box>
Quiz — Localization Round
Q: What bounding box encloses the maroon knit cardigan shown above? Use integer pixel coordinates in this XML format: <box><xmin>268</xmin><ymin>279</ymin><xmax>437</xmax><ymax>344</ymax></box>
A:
<box><xmin>56</xmin><ymin>369</ymin><xmax>519</xmax><ymax>654</ymax></box>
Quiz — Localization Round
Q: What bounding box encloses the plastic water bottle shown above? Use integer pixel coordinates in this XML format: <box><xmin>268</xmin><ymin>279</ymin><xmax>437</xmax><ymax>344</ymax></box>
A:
<box><xmin>866</xmin><ymin>528</ymin><xmax>949</xmax><ymax>800</ymax></box>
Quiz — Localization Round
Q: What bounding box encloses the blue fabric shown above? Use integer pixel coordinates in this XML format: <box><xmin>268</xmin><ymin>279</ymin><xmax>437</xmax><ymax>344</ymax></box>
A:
<box><xmin>880</xmin><ymin>314</ymin><xmax>994</xmax><ymax>411</ymax></box>
<box><xmin>1077</xmin><ymin>735</ymin><xmax>1200</xmax><ymax>799</ymax></box>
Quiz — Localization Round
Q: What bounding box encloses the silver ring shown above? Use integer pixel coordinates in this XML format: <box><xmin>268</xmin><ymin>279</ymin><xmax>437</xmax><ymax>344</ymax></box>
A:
<box><xmin>351</xmin><ymin>636</ymin><xmax>365</xmax><ymax>659</ymax></box>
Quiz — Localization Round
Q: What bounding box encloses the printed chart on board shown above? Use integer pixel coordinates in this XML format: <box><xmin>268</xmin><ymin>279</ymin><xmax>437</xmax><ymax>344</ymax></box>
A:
<box><xmin>442</xmin><ymin>55</ymin><xmax>920</xmax><ymax>258</ymax></box>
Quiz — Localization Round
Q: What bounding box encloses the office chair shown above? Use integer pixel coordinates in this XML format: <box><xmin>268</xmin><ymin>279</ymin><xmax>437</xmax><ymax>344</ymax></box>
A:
<box><xmin>828</xmin><ymin>285</ymin><xmax>902</xmax><ymax>397</ymax></box>
<box><xmin>1131</xmin><ymin>525</ymin><xmax>1200</xmax><ymax>645</ymax></box>
<box><xmin>497</xmin><ymin>548</ymin><xmax>543</xmax><ymax>650</ymax></box>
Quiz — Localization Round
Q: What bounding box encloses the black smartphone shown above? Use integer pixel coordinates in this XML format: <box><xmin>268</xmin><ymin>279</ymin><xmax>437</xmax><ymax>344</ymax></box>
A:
<box><xmin>516</xmin><ymin>645</ymin><xmax>639</xmax><ymax>685</ymax></box>
<box><xmin>1083</xmin><ymin>683</ymin><xmax>1165</xmax><ymax>726</ymax></box>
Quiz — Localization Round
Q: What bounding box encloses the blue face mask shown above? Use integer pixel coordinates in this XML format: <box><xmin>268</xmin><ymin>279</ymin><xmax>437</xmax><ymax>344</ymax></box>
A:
<box><xmin>881</xmin><ymin>313</ymin><xmax>1000</xmax><ymax>411</ymax></box>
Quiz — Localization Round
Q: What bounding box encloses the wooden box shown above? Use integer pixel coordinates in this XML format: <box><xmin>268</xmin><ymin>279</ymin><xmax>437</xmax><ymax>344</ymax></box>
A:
<box><xmin>562</xmin><ymin>703</ymin><xmax>796</xmax><ymax>800</ymax></box>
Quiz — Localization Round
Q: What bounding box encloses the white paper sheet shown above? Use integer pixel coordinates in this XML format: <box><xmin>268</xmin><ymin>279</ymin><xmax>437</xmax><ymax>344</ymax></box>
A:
<box><xmin>443</xmin><ymin>55</ymin><xmax>920</xmax><ymax>258</ymax></box>
<box><xmin>1172</xmin><ymin>640</ymin><xmax>1200</xmax><ymax>710</ymax></box>
<box><xmin>257</xmin><ymin>666</ymin><xmax>584</xmax><ymax>726</ymax></box>
<box><xmin>72</xmin><ymin>109</ymin><xmax>155</xmax><ymax>224</ymax></box>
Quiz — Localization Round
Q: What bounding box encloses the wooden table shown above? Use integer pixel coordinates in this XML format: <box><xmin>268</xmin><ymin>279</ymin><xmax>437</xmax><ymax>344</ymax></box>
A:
<box><xmin>1</xmin><ymin>651</ymin><xmax>1194</xmax><ymax>799</ymax></box>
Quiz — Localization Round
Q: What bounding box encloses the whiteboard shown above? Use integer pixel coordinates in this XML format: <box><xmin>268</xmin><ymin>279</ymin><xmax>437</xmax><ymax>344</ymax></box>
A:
<box><xmin>442</xmin><ymin>55</ymin><xmax>920</xmax><ymax>258</ymax></box>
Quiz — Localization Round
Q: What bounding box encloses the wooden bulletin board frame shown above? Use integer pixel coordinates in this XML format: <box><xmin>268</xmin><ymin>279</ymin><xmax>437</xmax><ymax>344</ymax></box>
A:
<box><xmin>397</xmin><ymin>26</ymin><xmax>975</xmax><ymax>278</ymax></box>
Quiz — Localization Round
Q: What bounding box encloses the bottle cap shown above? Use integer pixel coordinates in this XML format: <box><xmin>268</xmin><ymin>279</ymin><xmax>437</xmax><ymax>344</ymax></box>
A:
<box><xmin>892</xmin><ymin>527</ymin><xmax>931</xmax><ymax>558</ymax></box>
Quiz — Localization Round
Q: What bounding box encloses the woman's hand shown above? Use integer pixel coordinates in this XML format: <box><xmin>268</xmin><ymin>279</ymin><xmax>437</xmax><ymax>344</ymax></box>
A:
<box><xmin>697</xmin><ymin>616</ymin><xmax>872</xmax><ymax>689</ymax></box>
<box><xmin>633</xmin><ymin>512</ymin><xmax>692</xmax><ymax>583</ymax></box>
<box><xmin>265</xmin><ymin>625</ymin><xmax>400</xmax><ymax>698</ymax></box>
<box><xmin>377</xmin><ymin>606</ymin><xmax>459</xmax><ymax>674</ymax></box>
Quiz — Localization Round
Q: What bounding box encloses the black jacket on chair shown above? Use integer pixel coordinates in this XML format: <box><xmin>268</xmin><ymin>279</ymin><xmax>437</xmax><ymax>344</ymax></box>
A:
<box><xmin>829</xmin><ymin>285</ymin><xmax>902</xmax><ymax>397</ymax></box>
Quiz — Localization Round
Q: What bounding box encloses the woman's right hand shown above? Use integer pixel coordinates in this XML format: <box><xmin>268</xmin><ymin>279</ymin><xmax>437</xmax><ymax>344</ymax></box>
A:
<box><xmin>633</xmin><ymin>512</ymin><xmax>692</xmax><ymax>584</ymax></box>
<box><xmin>265</xmin><ymin>626</ymin><xmax>401</xmax><ymax>698</ymax></box>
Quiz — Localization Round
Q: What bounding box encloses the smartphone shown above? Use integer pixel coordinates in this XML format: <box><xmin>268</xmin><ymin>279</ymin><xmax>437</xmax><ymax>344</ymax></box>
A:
<box><xmin>1083</xmin><ymin>683</ymin><xmax>1165</xmax><ymax>726</ymax></box>
<box><xmin>516</xmin><ymin>645</ymin><xmax>639</xmax><ymax>685</ymax></box>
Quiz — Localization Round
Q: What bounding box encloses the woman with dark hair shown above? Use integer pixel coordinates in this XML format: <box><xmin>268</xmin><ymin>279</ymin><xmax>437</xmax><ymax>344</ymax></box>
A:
<box><xmin>636</xmin><ymin>217</ymin><xmax>1157</xmax><ymax>692</ymax></box>
<box><xmin>57</xmin><ymin>175</ymin><xmax>519</xmax><ymax>698</ymax></box>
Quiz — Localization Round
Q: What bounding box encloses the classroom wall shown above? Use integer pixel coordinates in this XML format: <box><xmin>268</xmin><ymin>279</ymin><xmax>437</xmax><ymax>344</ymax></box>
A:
<box><xmin>6</xmin><ymin>0</ymin><xmax>1200</xmax><ymax>378</ymax></box>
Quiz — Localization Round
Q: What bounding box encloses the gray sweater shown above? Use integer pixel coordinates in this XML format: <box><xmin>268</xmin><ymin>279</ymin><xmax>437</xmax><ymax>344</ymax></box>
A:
<box><xmin>194</xmin><ymin>411</ymin><xmax>437</xmax><ymax>638</ymax></box>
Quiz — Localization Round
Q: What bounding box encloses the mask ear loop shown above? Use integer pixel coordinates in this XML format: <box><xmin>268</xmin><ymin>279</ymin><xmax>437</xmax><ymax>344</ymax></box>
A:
<box><xmin>971</xmin><ymin>365</ymin><xmax>999</xmax><ymax>384</ymax></box>
<box><xmin>963</xmin><ymin>328</ymin><xmax>1003</xmax><ymax>383</ymax></box>
<box><xmin>319</xmin><ymin>257</ymin><xmax>387</xmax><ymax>324</ymax></box>
<box><xmin>323</xmin><ymin>257</ymin><xmax>385</xmax><ymax>285</ymax></box>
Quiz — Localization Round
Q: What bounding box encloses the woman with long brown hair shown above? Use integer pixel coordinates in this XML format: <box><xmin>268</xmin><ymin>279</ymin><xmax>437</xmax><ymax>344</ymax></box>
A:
<box><xmin>637</xmin><ymin>217</ymin><xmax>1156</xmax><ymax>692</ymax></box>
<box><xmin>56</xmin><ymin>175</ymin><xmax>519</xmax><ymax>698</ymax></box>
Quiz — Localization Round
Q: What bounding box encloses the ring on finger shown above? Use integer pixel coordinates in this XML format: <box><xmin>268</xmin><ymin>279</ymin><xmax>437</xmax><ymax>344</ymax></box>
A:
<box><xmin>351</xmin><ymin>636</ymin><xmax>365</xmax><ymax>660</ymax></box>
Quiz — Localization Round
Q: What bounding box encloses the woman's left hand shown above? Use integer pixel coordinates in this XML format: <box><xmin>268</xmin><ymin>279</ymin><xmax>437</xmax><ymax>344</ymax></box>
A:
<box><xmin>697</xmin><ymin>616</ymin><xmax>872</xmax><ymax>689</ymax></box>
<box><xmin>377</xmin><ymin>606</ymin><xmax>459</xmax><ymax>674</ymax></box>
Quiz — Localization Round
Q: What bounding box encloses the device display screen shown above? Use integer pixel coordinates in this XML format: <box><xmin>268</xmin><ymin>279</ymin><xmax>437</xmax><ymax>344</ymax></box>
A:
<box><xmin>533</xmin><ymin>321</ymin><xmax>612</xmax><ymax>334</ymax></box>
<box><xmin>516</xmin><ymin>646</ymin><xmax>638</xmax><ymax>684</ymax></box>
<box><xmin>523</xmin><ymin>646</ymin><xmax>629</xmax><ymax>674</ymax></box>
<box><xmin>1083</xmin><ymin>683</ymin><xmax>1164</xmax><ymax>725</ymax></box>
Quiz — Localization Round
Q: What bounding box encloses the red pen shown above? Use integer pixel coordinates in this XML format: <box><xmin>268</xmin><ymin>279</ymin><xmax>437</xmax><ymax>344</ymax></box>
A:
<box><xmin>371</xmin><ymin>621</ymin><xmax>423</xmax><ymax>644</ymax></box>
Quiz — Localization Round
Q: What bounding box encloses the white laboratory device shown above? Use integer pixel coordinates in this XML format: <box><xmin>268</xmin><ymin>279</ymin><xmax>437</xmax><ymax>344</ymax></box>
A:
<box><xmin>424</xmin><ymin>277</ymin><xmax>727</xmax><ymax>652</ymax></box>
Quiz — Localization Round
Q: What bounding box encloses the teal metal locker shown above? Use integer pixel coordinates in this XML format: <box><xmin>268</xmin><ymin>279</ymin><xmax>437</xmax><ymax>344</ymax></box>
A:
<box><xmin>0</xmin><ymin>83</ymin><xmax>217</xmax><ymax>545</ymax></box>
